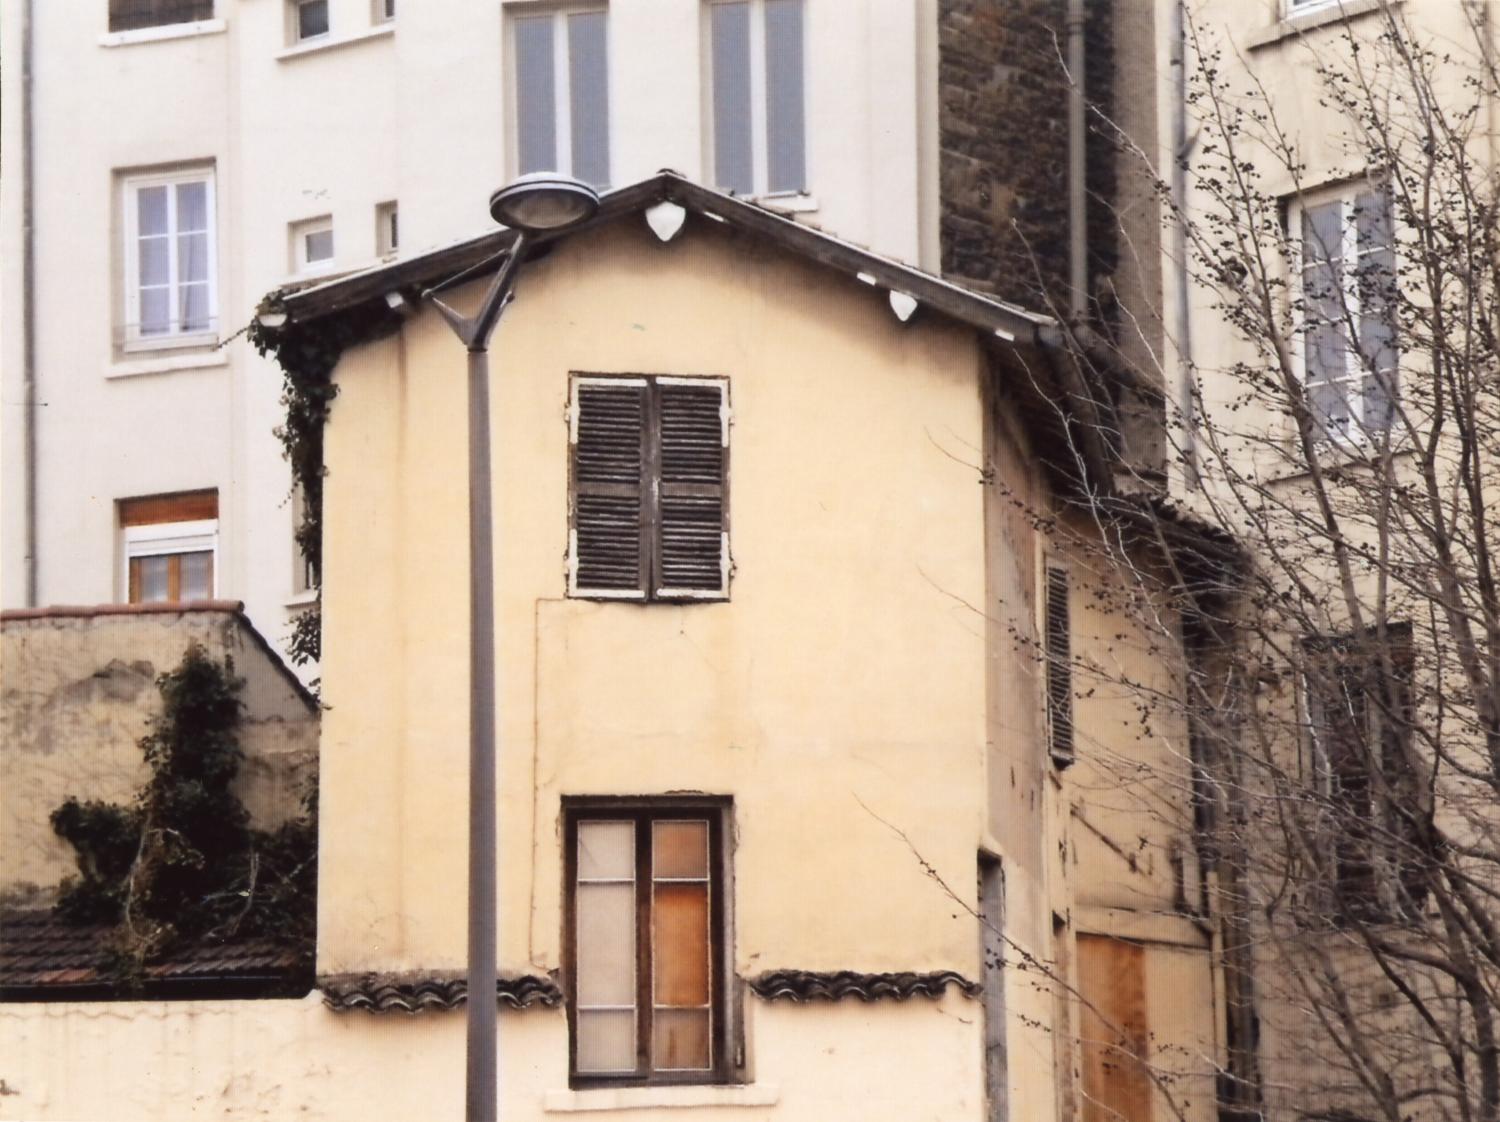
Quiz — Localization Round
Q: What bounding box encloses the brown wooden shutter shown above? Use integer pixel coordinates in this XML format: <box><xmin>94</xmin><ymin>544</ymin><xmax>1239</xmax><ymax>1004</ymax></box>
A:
<box><xmin>653</xmin><ymin>379</ymin><xmax>729</xmax><ymax>597</ymax></box>
<box><xmin>119</xmin><ymin>489</ymin><xmax>218</xmax><ymax>527</ymax></box>
<box><xmin>1045</xmin><ymin>564</ymin><xmax>1075</xmax><ymax>765</ymax></box>
<box><xmin>571</xmin><ymin>379</ymin><xmax>648</xmax><ymax>597</ymax></box>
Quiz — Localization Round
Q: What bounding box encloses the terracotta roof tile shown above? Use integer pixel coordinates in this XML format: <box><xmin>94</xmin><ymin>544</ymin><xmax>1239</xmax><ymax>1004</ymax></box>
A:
<box><xmin>0</xmin><ymin>908</ymin><xmax>309</xmax><ymax>999</ymax></box>
<box><xmin>749</xmin><ymin>969</ymin><xmax>980</xmax><ymax>1003</ymax></box>
<box><xmin>319</xmin><ymin>972</ymin><xmax>562</xmax><ymax>1014</ymax></box>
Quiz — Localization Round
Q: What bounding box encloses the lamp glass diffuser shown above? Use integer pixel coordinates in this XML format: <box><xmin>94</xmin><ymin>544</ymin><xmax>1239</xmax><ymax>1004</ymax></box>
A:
<box><xmin>490</xmin><ymin>173</ymin><xmax>600</xmax><ymax>233</ymax></box>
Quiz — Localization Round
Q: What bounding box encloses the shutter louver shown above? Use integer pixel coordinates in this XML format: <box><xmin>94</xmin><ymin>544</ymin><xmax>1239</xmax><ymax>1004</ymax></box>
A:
<box><xmin>1045</xmin><ymin>566</ymin><xmax>1075</xmax><ymax>765</ymax></box>
<box><xmin>656</xmin><ymin>381</ymin><xmax>728</xmax><ymax>596</ymax></box>
<box><xmin>572</xmin><ymin>381</ymin><xmax>647</xmax><ymax>596</ymax></box>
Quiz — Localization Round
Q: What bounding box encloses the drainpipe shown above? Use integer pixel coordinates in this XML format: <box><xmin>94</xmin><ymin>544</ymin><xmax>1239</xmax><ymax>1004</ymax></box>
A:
<box><xmin>1170</xmin><ymin>0</ymin><xmax>1199</xmax><ymax>485</ymax></box>
<box><xmin>21</xmin><ymin>0</ymin><xmax>38</xmax><ymax>606</ymax></box>
<box><xmin>1066</xmin><ymin>0</ymin><xmax>1087</xmax><ymax>323</ymax></box>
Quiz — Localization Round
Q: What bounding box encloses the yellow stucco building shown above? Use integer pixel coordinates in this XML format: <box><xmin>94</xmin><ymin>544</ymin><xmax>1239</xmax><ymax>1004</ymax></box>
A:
<box><xmin>1</xmin><ymin>174</ymin><xmax>1222</xmax><ymax>1121</ymax></box>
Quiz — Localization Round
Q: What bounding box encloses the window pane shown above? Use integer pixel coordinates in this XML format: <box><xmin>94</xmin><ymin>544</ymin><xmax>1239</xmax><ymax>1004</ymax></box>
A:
<box><xmin>653</xmin><ymin>882</ymin><xmax>710</xmax><ymax>1007</ymax></box>
<box><xmin>515</xmin><ymin>17</ymin><xmax>557</xmax><ymax>175</ymax></box>
<box><xmin>1354</xmin><ymin>189</ymin><xmax>1393</xmax><ymax>251</ymax></box>
<box><xmin>298</xmin><ymin>0</ymin><xmax>328</xmax><ymax>39</ymax></box>
<box><xmin>1306</xmin><ymin>320</ymin><xmax>1346</xmax><ymax>385</ymax></box>
<box><xmin>179</xmin><ymin>282</ymin><xmax>211</xmax><ymax>333</ymax></box>
<box><xmin>139</xmin><ymin>236</ymin><xmax>170</xmax><ymax>287</ymax></box>
<box><xmin>711</xmin><ymin>2</ymin><xmax>753</xmax><ymax>195</ymax></box>
<box><xmin>579</xmin><ymin>820</ymin><xmax>634</xmax><ymax>880</ymax></box>
<box><xmin>137</xmin><ymin>186</ymin><xmax>169</xmax><ymax>237</ymax></box>
<box><xmin>1362</xmin><ymin>371</ymin><xmax>1397</xmax><ymax>431</ymax></box>
<box><xmin>653</xmin><ymin>821</ymin><xmax>708</xmax><ymax>879</ymax></box>
<box><xmin>577</xmin><ymin>883</ymin><xmax>636</xmax><ymax>1007</ymax></box>
<box><xmin>139</xmin><ymin>288</ymin><xmax>171</xmax><ymax>335</ymax></box>
<box><xmin>764</xmin><ymin>0</ymin><xmax>805</xmax><ymax>193</ymax></box>
<box><xmin>178</xmin><ymin>230</ymin><xmax>210</xmax><ymax>283</ymax></box>
<box><xmin>179</xmin><ymin>551</ymin><xmax>213</xmax><ymax>600</ymax></box>
<box><xmin>577</xmin><ymin>1009</ymin><xmax>636</xmax><ymax>1073</ymax></box>
<box><xmin>176</xmin><ymin>181</ymin><xmax>208</xmax><ymax>232</ymax></box>
<box><xmin>568</xmin><ymin>12</ymin><xmax>610</xmax><ymax>187</ymax></box>
<box><xmin>136</xmin><ymin>556</ymin><xmax>170</xmax><ymax>603</ymax></box>
<box><xmin>653</xmin><ymin>1009</ymin><xmax>711</xmax><ymax>1071</ymax></box>
<box><xmin>1309</xmin><ymin>378</ymin><xmax>1351</xmax><ymax>438</ymax></box>
<box><xmin>1302</xmin><ymin>200</ymin><xmax>1343</xmax><ymax>267</ymax></box>
<box><xmin>304</xmin><ymin>228</ymin><xmax>334</xmax><ymax>263</ymax></box>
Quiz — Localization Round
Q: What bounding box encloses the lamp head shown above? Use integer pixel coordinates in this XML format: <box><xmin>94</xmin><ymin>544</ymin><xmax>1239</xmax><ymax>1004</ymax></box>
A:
<box><xmin>489</xmin><ymin>173</ymin><xmax>600</xmax><ymax>234</ymax></box>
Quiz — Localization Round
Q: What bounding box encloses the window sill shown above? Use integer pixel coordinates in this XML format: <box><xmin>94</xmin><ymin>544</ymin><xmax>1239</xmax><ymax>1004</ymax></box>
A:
<box><xmin>98</xmin><ymin>19</ymin><xmax>226</xmax><ymax>48</ymax></box>
<box><xmin>276</xmin><ymin>23</ymin><xmax>394</xmax><ymax>62</ymax></box>
<box><xmin>1247</xmin><ymin>0</ymin><xmax>1399</xmax><ymax>50</ymax></box>
<box><xmin>107</xmin><ymin>348</ymin><xmax>228</xmax><ymax>380</ymax></box>
<box><xmin>543</xmin><ymin>1085</ymin><xmax>780</xmax><ymax>1113</ymax></box>
<box><xmin>286</xmin><ymin>590</ymin><xmax>319</xmax><ymax>609</ymax></box>
<box><xmin>754</xmin><ymin>192</ymin><xmax>818</xmax><ymax>215</ymax></box>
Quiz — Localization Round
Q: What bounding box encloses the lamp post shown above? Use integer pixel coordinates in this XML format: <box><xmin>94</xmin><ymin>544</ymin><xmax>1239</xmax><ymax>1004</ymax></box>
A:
<box><xmin>424</xmin><ymin>173</ymin><xmax>600</xmax><ymax>1122</ymax></box>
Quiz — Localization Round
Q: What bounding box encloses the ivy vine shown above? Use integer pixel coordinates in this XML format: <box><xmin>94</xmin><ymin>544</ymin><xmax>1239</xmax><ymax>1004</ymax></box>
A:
<box><xmin>51</xmin><ymin>645</ymin><xmax>318</xmax><ymax>981</ymax></box>
<box><xmin>249</xmin><ymin>298</ymin><xmax>401</xmax><ymax>667</ymax></box>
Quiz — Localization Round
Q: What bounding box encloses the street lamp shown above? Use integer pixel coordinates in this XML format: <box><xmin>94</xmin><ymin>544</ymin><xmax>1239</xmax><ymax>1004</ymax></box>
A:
<box><xmin>424</xmin><ymin>172</ymin><xmax>600</xmax><ymax>1122</ymax></box>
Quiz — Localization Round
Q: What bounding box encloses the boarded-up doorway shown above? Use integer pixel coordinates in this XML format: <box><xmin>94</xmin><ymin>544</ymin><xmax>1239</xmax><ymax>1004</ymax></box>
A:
<box><xmin>1077</xmin><ymin>933</ymin><xmax>1152</xmax><ymax>1122</ymax></box>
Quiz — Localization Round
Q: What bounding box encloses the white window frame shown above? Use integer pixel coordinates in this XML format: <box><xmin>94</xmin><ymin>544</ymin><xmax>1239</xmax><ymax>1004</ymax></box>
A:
<box><xmin>508</xmin><ymin>6</ymin><xmax>611</xmax><ymax>187</ymax></box>
<box><xmin>121</xmin><ymin>167</ymin><xmax>219</xmax><ymax>351</ymax></box>
<box><xmin>1283</xmin><ymin>0</ymin><xmax>1342</xmax><ymax>16</ymax></box>
<box><xmin>121</xmin><ymin>519</ymin><xmax>219</xmax><ymax>602</ymax></box>
<box><xmin>292</xmin><ymin>0</ymin><xmax>330</xmax><ymax>43</ymax></box>
<box><xmin>374</xmin><ymin>0</ymin><xmax>395</xmax><ymax>23</ymax></box>
<box><xmin>291</xmin><ymin>215</ymin><xmax>335</xmax><ymax>275</ymax></box>
<box><xmin>704</xmin><ymin>0</ymin><xmax>807</xmax><ymax>200</ymax></box>
<box><xmin>376</xmin><ymin>201</ymin><xmax>399</xmax><ymax>257</ymax></box>
<box><xmin>1288</xmin><ymin>179</ymin><xmax>1398</xmax><ymax>447</ymax></box>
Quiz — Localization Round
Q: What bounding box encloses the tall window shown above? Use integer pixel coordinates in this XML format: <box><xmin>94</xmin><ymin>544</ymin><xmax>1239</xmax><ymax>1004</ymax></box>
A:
<box><xmin>1302</xmin><ymin>626</ymin><xmax>1428</xmax><ymax>921</ymax></box>
<box><xmin>122</xmin><ymin>168</ymin><xmax>217</xmax><ymax>346</ymax></box>
<box><xmin>108</xmin><ymin>0</ymin><xmax>214</xmax><ymax>32</ymax></box>
<box><xmin>512</xmin><ymin>8</ymin><xmax>610</xmax><ymax>189</ymax></box>
<box><xmin>708</xmin><ymin>0</ymin><xmax>805</xmax><ymax>197</ymax></box>
<box><xmin>565</xmin><ymin>801</ymin><xmax>732</xmax><ymax>1085</ymax></box>
<box><xmin>119</xmin><ymin>491</ymin><xmax>218</xmax><ymax>604</ymax></box>
<box><xmin>568</xmin><ymin>376</ymin><xmax>730</xmax><ymax>601</ymax></box>
<box><xmin>1294</xmin><ymin>183</ymin><xmax>1398</xmax><ymax>441</ymax></box>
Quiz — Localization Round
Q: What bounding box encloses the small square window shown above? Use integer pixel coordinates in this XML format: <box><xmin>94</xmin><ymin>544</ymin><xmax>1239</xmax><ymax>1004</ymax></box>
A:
<box><xmin>294</xmin><ymin>0</ymin><xmax>329</xmax><ymax>41</ymax></box>
<box><xmin>564</xmin><ymin>799</ymin><xmax>736</xmax><ymax>1086</ymax></box>
<box><xmin>290</xmin><ymin>216</ymin><xmax>335</xmax><ymax>274</ymax></box>
<box><xmin>376</xmin><ymin>0</ymin><xmax>395</xmax><ymax>22</ymax></box>
<box><xmin>119</xmin><ymin>490</ymin><xmax>219</xmax><ymax>604</ymax></box>
<box><xmin>376</xmin><ymin>201</ymin><xmax>399</xmax><ymax>257</ymax></box>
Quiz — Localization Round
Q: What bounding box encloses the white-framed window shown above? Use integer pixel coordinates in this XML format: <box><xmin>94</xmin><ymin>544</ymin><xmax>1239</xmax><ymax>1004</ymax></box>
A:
<box><xmin>511</xmin><ymin>7</ymin><xmax>610</xmax><ymax>189</ymax></box>
<box><xmin>375</xmin><ymin>0</ymin><xmax>395</xmax><ymax>23</ymax></box>
<box><xmin>1283</xmin><ymin>0</ymin><xmax>1340</xmax><ymax>15</ymax></box>
<box><xmin>706</xmin><ymin>0</ymin><xmax>805</xmax><ymax>197</ymax></box>
<box><xmin>292</xmin><ymin>0</ymin><xmax>329</xmax><ymax>42</ymax></box>
<box><xmin>290</xmin><ymin>484</ymin><xmax>316</xmax><ymax>596</ymax></box>
<box><xmin>291</xmin><ymin>216</ymin><xmax>335</xmax><ymax>274</ymax></box>
<box><xmin>119</xmin><ymin>490</ymin><xmax>219</xmax><ymax>604</ymax></box>
<box><xmin>376</xmin><ymin>201</ymin><xmax>399</xmax><ymax>257</ymax></box>
<box><xmin>108</xmin><ymin>0</ymin><xmax>214</xmax><ymax>32</ymax></box>
<box><xmin>1291</xmin><ymin>181</ymin><xmax>1398</xmax><ymax>442</ymax></box>
<box><xmin>121</xmin><ymin>167</ymin><xmax>218</xmax><ymax>348</ymax></box>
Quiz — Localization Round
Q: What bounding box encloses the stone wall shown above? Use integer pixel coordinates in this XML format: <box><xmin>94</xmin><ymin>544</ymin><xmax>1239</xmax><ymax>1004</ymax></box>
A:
<box><xmin>0</xmin><ymin>603</ymin><xmax>318</xmax><ymax>900</ymax></box>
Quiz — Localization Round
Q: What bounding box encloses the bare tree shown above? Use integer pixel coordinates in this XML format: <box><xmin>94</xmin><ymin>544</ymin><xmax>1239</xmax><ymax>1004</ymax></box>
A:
<box><xmin>1027</xmin><ymin>6</ymin><xmax>1500</xmax><ymax>1120</ymax></box>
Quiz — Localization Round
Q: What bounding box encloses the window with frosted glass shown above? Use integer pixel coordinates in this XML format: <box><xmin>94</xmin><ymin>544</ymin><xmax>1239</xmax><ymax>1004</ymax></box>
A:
<box><xmin>124</xmin><ymin>170</ymin><xmax>216</xmax><ymax>344</ymax></box>
<box><xmin>567</xmin><ymin>805</ymin><xmax>729</xmax><ymax>1085</ymax></box>
<box><xmin>709</xmin><ymin>0</ymin><xmax>805</xmax><ymax>196</ymax></box>
<box><xmin>1296</xmin><ymin>184</ymin><xmax>1398</xmax><ymax>441</ymax></box>
<box><xmin>512</xmin><ymin>9</ymin><xmax>610</xmax><ymax>189</ymax></box>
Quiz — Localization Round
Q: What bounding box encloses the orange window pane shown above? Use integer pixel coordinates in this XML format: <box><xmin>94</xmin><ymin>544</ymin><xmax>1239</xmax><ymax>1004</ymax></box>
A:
<box><xmin>653</xmin><ymin>820</ymin><xmax>708</xmax><ymax>879</ymax></box>
<box><xmin>653</xmin><ymin>882</ymin><xmax>710</xmax><ymax>1007</ymax></box>
<box><xmin>653</xmin><ymin>1008</ymin><xmax>711</xmax><ymax>1071</ymax></box>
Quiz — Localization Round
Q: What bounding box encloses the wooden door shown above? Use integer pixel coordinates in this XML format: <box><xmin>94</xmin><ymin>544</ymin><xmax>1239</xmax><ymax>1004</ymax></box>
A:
<box><xmin>1077</xmin><ymin>934</ymin><xmax>1152</xmax><ymax>1122</ymax></box>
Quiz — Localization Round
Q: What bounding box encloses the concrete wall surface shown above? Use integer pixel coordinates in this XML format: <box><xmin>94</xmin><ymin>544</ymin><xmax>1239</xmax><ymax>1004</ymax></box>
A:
<box><xmin>0</xmin><ymin>603</ymin><xmax>317</xmax><ymax>898</ymax></box>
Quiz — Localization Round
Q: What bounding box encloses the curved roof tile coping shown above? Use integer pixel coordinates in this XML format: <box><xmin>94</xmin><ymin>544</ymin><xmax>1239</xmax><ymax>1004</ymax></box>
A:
<box><xmin>320</xmin><ymin>973</ymin><xmax>562</xmax><ymax>1014</ymax></box>
<box><xmin>749</xmin><ymin>969</ymin><xmax>980</xmax><ymax>1003</ymax></box>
